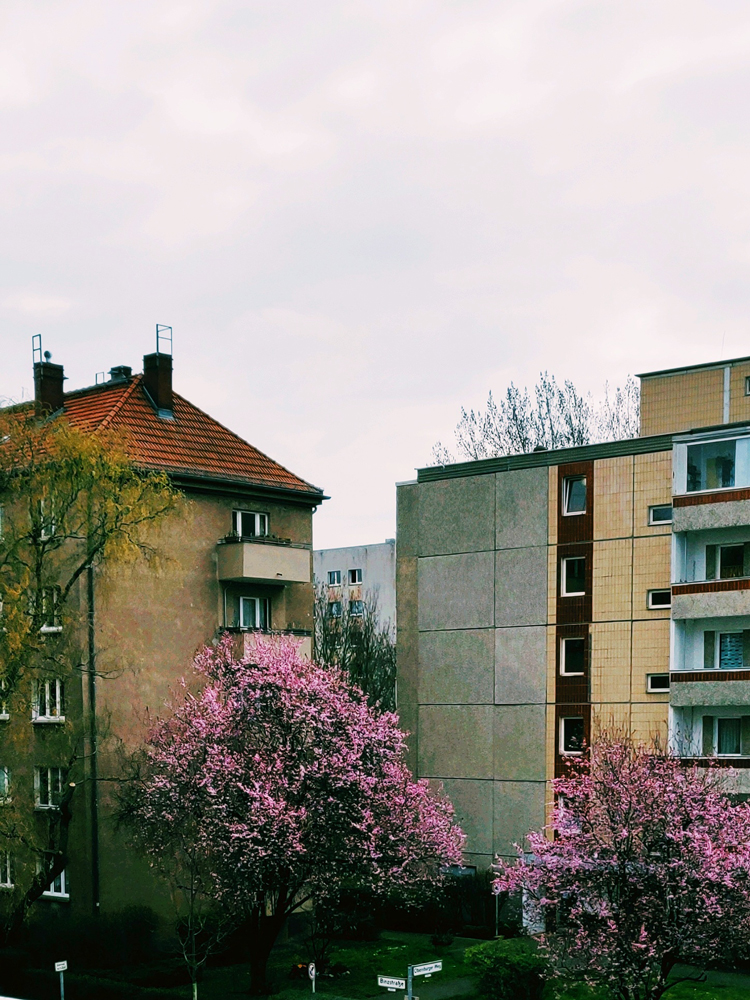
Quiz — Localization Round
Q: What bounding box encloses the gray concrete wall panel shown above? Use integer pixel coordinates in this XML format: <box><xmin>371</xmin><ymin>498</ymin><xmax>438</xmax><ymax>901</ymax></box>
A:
<box><xmin>493</xmin><ymin>780</ymin><xmax>547</xmax><ymax>860</ymax></box>
<box><xmin>439</xmin><ymin>778</ymin><xmax>493</xmax><ymax>855</ymax></box>
<box><xmin>493</xmin><ymin>705</ymin><xmax>547</xmax><ymax>781</ymax></box>
<box><xmin>495</xmin><ymin>626</ymin><xmax>547</xmax><ymax>705</ymax></box>
<box><xmin>417</xmin><ymin>705</ymin><xmax>494</xmax><ymax>779</ymax></box>
<box><xmin>673</xmin><ymin>591</ymin><xmax>750</xmax><ymax>619</ymax></box>
<box><xmin>670</xmin><ymin>679</ymin><xmax>750</xmax><ymax>707</ymax></box>
<box><xmin>674</xmin><ymin>499</ymin><xmax>750</xmax><ymax>533</ymax></box>
<box><xmin>496</xmin><ymin>467</ymin><xmax>549</xmax><ymax>550</ymax></box>
<box><xmin>418</xmin><ymin>476</ymin><xmax>495</xmax><ymax>556</ymax></box>
<box><xmin>419</xmin><ymin>629</ymin><xmax>494</xmax><ymax>705</ymax></box>
<box><xmin>418</xmin><ymin>552</ymin><xmax>495</xmax><ymax>631</ymax></box>
<box><xmin>494</xmin><ymin>547</ymin><xmax>548</xmax><ymax>627</ymax></box>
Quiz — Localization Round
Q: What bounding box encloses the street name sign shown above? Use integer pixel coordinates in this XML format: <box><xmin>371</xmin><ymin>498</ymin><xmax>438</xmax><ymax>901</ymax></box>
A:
<box><xmin>55</xmin><ymin>962</ymin><xmax>67</xmax><ymax>973</ymax></box>
<box><xmin>413</xmin><ymin>961</ymin><xmax>442</xmax><ymax>977</ymax></box>
<box><xmin>378</xmin><ymin>976</ymin><xmax>406</xmax><ymax>991</ymax></box>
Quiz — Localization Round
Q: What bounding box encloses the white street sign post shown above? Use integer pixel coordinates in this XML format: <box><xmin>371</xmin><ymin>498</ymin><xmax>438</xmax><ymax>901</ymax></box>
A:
<box><xmin>54</xmin><ymin>961</ymin><xmax>67</xmax><ymax>1000</ymax></box>
<box><xmin>377</xmin><ymin>976</ymin><xmax>406</xmax><ymax>992</ymax></box>
<box><xmin>308</xmin><ymin>961</ymin><xmax>316</xmax><ymax>994</ymax></box>
<box><xmin>413</xmin><ymin>961</ymin><xmax>442</xmax><ymax>978</ymax></box>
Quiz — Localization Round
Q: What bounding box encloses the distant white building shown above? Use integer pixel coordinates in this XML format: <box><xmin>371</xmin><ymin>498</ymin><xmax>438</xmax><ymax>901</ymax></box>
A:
<box><xmin>313</xmin><ymin>539</ymin><xmax>396</xmax><ymax>636</ymax></box>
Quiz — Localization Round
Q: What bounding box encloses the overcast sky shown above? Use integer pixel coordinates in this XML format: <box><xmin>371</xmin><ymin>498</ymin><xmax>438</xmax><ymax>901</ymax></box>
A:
<box><xmin>2</xmin><ymin>1</ymin><xmax>750</xmax><ymax>548</ymax></box>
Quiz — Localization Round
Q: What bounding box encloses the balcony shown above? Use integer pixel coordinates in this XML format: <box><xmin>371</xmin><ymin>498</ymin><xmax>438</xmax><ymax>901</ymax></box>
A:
<box><xmin>216</xmin><ymin>535</ymin><xmax>311</xmax><ymax>585</ymax></box>
<box><xmin>672</xmin><ymin>579</ymin><xmax>750</xmax><ymax>619</ymax></box>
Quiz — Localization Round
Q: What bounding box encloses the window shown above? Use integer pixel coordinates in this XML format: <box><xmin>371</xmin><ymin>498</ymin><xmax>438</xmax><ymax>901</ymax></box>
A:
<box><xmin>348</xmin><ymin>568</ymin><xmax>362</xmax><ymax>585</ymax></box>
<box><xmin>562</xmin><ymin>476</ymin><xmax>587</xmax><ymax>515</ymax></box>
<box><xmin>561</xmin><ymin>557</ymin><xmax>586</xmax><ymax>597</ymax></box>
<box><xmin>239</xmin><ymin>596</ymin><xmax>269</xmax><ymax>631</ymax></box>
<box><xmin>718</xmin><ymin>718</ymin><xmax>742</xmax><ymax>756</ymax></box>
<box><xmin>0</xmin><ymin>768</ymin><xmax>9</xmax><ymax>803</ymax></box>
<box><xmin>560</xmin><ymin>717</ymin><xmax>585</xmax><ymax>755</ymax></box>
<box><xmin>745</xmin><ymin>376</ymin><xmax>750</xmax><ymax>396</ymax></box>
<box><xmin>35</xmin><ymin>767</ymin><xmax>64</xmax><ymax>809</ymax></box>
<box><xmin>327</xmin><ymin>601</ymin><xmax>342</xmax><ymax>618</ymax></box>
<box><xmin>327</xmin><ymin>570</ymin><xmax>341</xmax><ymax>586</ymax></box>
<box><xmin>0</xmin><ymin>853</ymin><xmax>11</xmax><ymax>888</ymax></box>
<box><xmin>41</xmin><ymin>868</ymin><xmax>69</xmax><ymax>900</ymax></box>
<box><xmin>232</xmin><ymin>510</ymin><xmax>269</xmax><ymax>538</ymax></box>
<box><xmin>647</xmin><ymin>589</ymin><xmax>672</xmax><ymax>609</ymax></box>
<box><xmin>38</xmin><ymin>498</ymin><xmax>56</xmax><ymax>541</ymax></box>
<box><xmin>706</xmin><ymin>544</ymin><xmax>750</xmax><ymax>581</ymax></box>
<box><xmin>349</xmin><ymin>600</ymin><xmax>364</xmax><ymax>616</ymax></box>
<box><xmin>687</xmin><ymin>440</ymin><xmax>736</xmax><ymax>492</ymax></box>
<box><xmin>0</xmin><ymin>680</ymin><xmax>7</xmax><ymax>721</ymax></box>
<box><xmin>646</xmin><ymin>674</ymin><xmax>670</xmax><ymax>693</ymax></box>
<box><xmin>649</xmin><ymin>505</ymin><xmax>673</xmax><ymax>525</ymax></box>
<box><xmin>33</xmin><ymin>679</ymin><xmax>65</xmax><ymax>722</ymax></box>
<box><xmin>0</xmin><ymin>505</ymin><xmax>4</xmax><ymax>539</ymax></box>
<box><xmin>720</xmin><ymin>632</ymin><xmax>744</xmax><ymax>670</ymax></box>
<box><xmin>31</xmin><ymin>587</ymin><xmax>61</xmax><ymax>632</ymax></box>
<box><xmin>560</xmin><ymin>637</ymin><xmax>585</xmax><ymax>676</ymax></box>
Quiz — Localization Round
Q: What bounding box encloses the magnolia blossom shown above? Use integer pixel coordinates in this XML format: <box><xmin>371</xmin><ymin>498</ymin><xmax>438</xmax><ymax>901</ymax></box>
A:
<box><xmin>122</xmin><ymin>636</ymin><xmax>464</xmax><ymax>993</ymax></box>
<box><xmin>495</xmin><ymin>736</ymin><xmax>750</xmax><ymax>1000</ymax></box>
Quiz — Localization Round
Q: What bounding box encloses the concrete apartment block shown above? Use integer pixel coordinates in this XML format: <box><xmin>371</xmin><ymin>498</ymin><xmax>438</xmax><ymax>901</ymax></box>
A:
<box><xmin>399</xmin><ymin>353</ymin><xmax>750</xmax><ymax>870</ymax></box>
<box><xmin>313</xmin><ymin>538</ymin><xmax>396</xmax><ymax>634</ymax></box>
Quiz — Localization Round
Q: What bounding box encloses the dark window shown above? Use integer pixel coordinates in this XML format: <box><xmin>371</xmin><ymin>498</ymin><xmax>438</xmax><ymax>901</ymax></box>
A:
<box><xmin>349</xmin><ymin>600</ymin><xmax>364</xmax><ymax>616</ymax></box>
<box><xmin>687</xmin><ymin>440</ymin><xmax>736</xmax><ymax>492</ymax></box>
<box><xmin>647</xmin><ymin>590</ymin><xmax>671</xmax><ymax>609</ymax></box>
<box><xmin>562</xmin><ymin>557</ymin><xmax>586</xmax><ymax>596</ymax></box>
<box><xmin>718</xmin><ymin>718</ymin><xmax>741</xmax><ymax>756</ymax></box>
<box><xmin>348</xmin><ymin>568</ymin><xmax>362</xmax><ymax>584</ymax></box>
<box><xmin>646</xmin><ymin>674</ymin><xmax>670</xmax><ymax>693</ymax></box>
<box><xmin>720</xmin><ymin>632</ymin><xmax>743</xmax><ymax>670</ymax></box>
<box><xmin>232</xmin><ymin>510</ymin><xmax>268</xmax><ymax>537</ymax></box>
<box><xmin>560</xmin><ymin>637</ymin><xmax>585</xmax><ymax>675</ymax></box>
<box><xmin>563</xmin><ymin>476</ymin><xmax>587</xmax><ymax>515</ymax></box>
<box><xmin>561</xmin><ymin>717</ymin><xmax>585</xmax><ymax>755</ymax></box>
<box><xmin>225</xmin><ymin>592</ymin><xmax>270</xmax><ymax>630</ymax></box>
<box><xmin>720</xmin><ymin>545</ymin><xmax>745</xmax><ymax>579</ymax></box>
<box><xmin>649</xmin><ymin>505</ymin><xmax>672</xmax><ymax>525</ymax></box>
<box><xmin>327</xmin><ymin>570</ymin><xmax>341</xmax><ymax>586</ymax></box>
<box><xmin>327</xmin><ymin>601</ymin><xmax>342</xmax><ymax>618</ymax></box>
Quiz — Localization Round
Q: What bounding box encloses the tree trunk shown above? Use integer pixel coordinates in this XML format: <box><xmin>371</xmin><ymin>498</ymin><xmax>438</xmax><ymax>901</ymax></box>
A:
<box><xmin>247</xmin><ymin>911</ymin><xmax>287</xmax><ymax>995</ymax></box>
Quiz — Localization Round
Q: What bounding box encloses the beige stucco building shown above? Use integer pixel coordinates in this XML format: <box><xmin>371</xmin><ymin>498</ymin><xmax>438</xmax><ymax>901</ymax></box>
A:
<box><xmin>397</xmin><ymin>354</ymin><xmax>750</xmax><ymax>868</ymax></box>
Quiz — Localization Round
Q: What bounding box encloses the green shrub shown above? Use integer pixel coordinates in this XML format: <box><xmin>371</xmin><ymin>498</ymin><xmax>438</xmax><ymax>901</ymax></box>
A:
<box><xmin>466</xmin><ymin>937</ymin><xmax>548</xmax><ymax>1000</ymax></box>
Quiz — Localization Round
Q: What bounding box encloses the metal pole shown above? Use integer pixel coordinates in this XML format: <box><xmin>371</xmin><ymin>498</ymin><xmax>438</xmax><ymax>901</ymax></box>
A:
<box><xmin>60</xmin><ymin>970</ymin><xmax>65</xmax><ymax>1000</ymax></box>
<box><xmin>495</xmin><ymin>891</ymin><xmax>499</xmax><ymax>937</ymax></box>
<box><xmin>312</xmin><ymin>970</ymin><xmax>315</xmax><ymax>994</ymax></box>
<box><xmin>407</xmin><ymin>965</ymin><xmax>413</xmax><ymax>1000</ymax></box>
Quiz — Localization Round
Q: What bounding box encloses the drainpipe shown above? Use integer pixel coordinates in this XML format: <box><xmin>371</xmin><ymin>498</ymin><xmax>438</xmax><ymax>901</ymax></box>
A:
<box><xmin>87</xmin><ymin>563</ymin><xmax>100</xmax><ymax>913</ymax></box>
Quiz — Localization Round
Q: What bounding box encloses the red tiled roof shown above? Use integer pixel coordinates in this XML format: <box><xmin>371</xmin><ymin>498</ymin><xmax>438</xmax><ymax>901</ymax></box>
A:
<box><xmin>61</xmin><ymin>375</ymin><xmax>323</xmax><ymax>498</ymax></box>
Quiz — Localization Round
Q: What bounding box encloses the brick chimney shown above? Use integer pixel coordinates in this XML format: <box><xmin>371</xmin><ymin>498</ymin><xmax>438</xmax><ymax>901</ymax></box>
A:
<box><xmin>142</xmin><ymin>352</ymin><xmax>173</xmax><ymax>417</ymax></box>
<box><xmin>34</xmin><ymin>359</ymin><xmax>65</xmax><ymax>414</ymax></box>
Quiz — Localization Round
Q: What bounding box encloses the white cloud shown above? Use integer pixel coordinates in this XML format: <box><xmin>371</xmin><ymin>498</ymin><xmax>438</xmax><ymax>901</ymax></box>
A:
<box><xmin>3</xmin><ymin>293</ymin><xmax>72</xmax><ymax>318</ymax></box>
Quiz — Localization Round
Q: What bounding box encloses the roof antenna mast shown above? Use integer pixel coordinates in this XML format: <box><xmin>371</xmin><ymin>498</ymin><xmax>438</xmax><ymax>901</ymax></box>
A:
<box><xmin>156</xmin><ymin>324</ymin><xmax>173</xmax><ymax>357</ymax></box>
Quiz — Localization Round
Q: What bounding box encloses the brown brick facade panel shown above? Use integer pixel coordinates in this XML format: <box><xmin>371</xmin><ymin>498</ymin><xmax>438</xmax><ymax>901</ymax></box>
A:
<box><xmin>556</xmin><ymin>543</ymin><xmax>593</xmax><ymax>623</ymax></box>
<box><xmin>557</xmin><ymin>461</ymin><xmax>594</xmax><ymax>544</ymax></box>
<box><xmin>673</xmin><ymin>578</ymin><xmax>750</xmax><ymax>595</ymax></box>
<box><xmin>674</xmin><ymin>487</ymin><xmax>750</xmax><ymax>507</ymax></box>
<box><xmin>673</xmin><ymin>670</ymin><xmax>750</xmax><ymax>683</ymax></box>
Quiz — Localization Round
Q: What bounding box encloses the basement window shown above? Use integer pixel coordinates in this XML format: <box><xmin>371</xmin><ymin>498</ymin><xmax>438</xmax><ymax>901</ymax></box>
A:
<box><xmin>647</xmin><ymin>589</ymin><xmax>672</xmax><ymax>609</ymax></box>
<box><xmin>560</xmin><ymin>637</ymin><xmax>585</xmax><ymax>676</ymax></box>
<box><xmin>560</xmin><ymin>717</ymin><xmax>585</xmax><ymax>755</ymax></box>
<box><xmin>562</xmin><ymin>476</ymin><xmax>587</xmax><ymax>515</ymax></box>
<box><xmin>561</xmin><ymin>557</ymin><xmax>586</xmax><ymax>597</ymax></box>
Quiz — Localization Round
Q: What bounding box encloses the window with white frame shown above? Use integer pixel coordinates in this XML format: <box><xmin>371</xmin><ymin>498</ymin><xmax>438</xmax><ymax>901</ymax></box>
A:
<box><xmin>328</xmin><ymin>570</ymin><xmax>341</xmax><ymax>586</ymax></box>
<box><xmin>705</xmin><ymin>543</ymin><xmax>750</xmax><ymax>581</ymax></box>
<box><xmin>647</xmin><ymin>589</ymin><xmax>672</xmax><ymax>609</ymax></box>
<box><xmin>232</xmin><ymin>510</ymin><xmax>268</xmax><ymax>538</ymax></box>
<box><xmin>349</xmin><ymin>600</ymin><xmax>364</xmax><ymax>617</ymax></box>
<box><xmin>0</xmin><ymin>852</ymin><xmax>11</xmax><ymax>888</ymax></box>
<box><xmin>239</xmin><ymin>596</ymin><xmax>269</xmax><ymax>631</ymax></box>
<box><xmin>745</xmin><ymin>376</ymin><xmax>750</xmax><ymax>397</ymax></box>
<box><xmin>327</xmin><ymin>601</ymin><xmax>342</xmax><ymax>618</ymax></box>
<box><xmin>0</xmin><ymin>679</ymin><xmax>7</xmax><ymax>721</ymax></box>
<box><xmin>646</xmin><ymin>674</ymin><xmax>670</xmax><ymax>693</ymax></box>
<box><xmin>562</xmin><ymin>476</ymin><xmax>587</xmax><ymax>515</ymax></box>
<box><xmin>702</xmin><ymin>715</ymin><xmax>750</xmax><ymax>757</ymax></box>
<box><xmin>41</xmin><ymin>867</ymin><xmax>69</xmax><ymax>900</ymax></box>
<box><xmin>30</xmin><ymin>587</ymin><xmax>61</xmax><ymax>632</ymax></box>
<box><xmin>560</xmin><ymin>717</ymin><xmax>585</xmax><ymax>755</ymax></box>
<box><xmin>33</xmin><ymin>679</ymin><xmax>65</xmax><ymax>722</ymax></box>
<box><xmin>348</xmin><ymin>568</ymin><xmax>362</xmax><ymax>585</ymax></box>
<box><xmin>648</xmin><ymin>504</ymin><xmax>672</xmax><ymax>525</ymax></box>
<box><xmin>38</xmin><ymin>498</ymin><xmax>56</xmax><ymax>541</ymax></box>
<box><xmin>0</xmin><ymin>767</ymin><xmax>9</xmax><ymax>803</ymax></box>
<box><xmin>560</xmin><ymin>637</ymin><xmax>585</xmax><ymax>676</ymax></box>
<box><xmin>561</xmin><ymin>557</ymin><xmax>586</xmax><ymax>597</ymax></box>
<box><xmin>35</xmin><ymin>766</ymin><xmax>64</xmax><ymax>809</ymax></box>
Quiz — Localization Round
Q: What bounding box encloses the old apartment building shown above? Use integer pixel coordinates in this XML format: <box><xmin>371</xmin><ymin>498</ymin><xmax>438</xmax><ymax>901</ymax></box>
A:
<box><xmin>0</xmin><ymin>342</ymin><xmax>324</xmax><ymax>921</ymax></box>
<box><xmin>397</xmin><ymin>354</ymin><xmax>750</xmax><ymax>868</ymax></box>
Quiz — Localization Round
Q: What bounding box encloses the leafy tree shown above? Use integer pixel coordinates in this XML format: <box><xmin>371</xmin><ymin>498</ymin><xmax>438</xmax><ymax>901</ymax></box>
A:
<box><xmin>118</xmin><ymin>636</ymin><xmax>464</xmax><ymax>995</ymax></box>
<box><xmin>495</xmin><ymin>735</ymin><xmax>750</xmax><ymax>1000</ymax></box>
<box><xmin>0</xmin><ymin>408</ymin><xmax>180</xmax><ymax>947</ymax></box>
<box><xmin>432</xmin><ymin>372</ymin><xmax>640</xmax><ymax>463</ymax></box>
<box><xmin>313</xmin><ymin>583</ymin><xmax>396</xmax><ymax>712</ymax></box>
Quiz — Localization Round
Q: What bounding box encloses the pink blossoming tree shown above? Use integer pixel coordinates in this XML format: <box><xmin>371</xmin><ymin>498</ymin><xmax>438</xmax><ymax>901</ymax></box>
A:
<box><xmin>119</xmin><ymin>637</ymin><xmax>464</xmax><ymax>995</ymax></box>
<box><xmin>495</xmin><ymin>735</ymin><xmax>750</xmax><ymax>1000</ymax></box>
